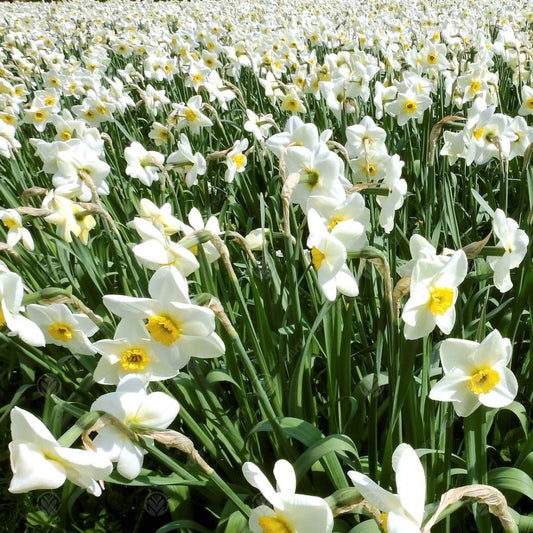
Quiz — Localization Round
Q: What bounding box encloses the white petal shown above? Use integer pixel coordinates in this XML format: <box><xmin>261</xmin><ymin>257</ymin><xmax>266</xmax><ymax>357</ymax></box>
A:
<box><xmin>280</xmin><ymin>493</ymin><xmax>334</xmax><ymax>532</ymax></box>
<box><xmin>135</xmin><ymin>392</ymin><xmax>180</xmax><ymax>428</ymax></box>
<box><xmin>440</xmin><ymin>339</ymin><xmax>478</xmax><ymax>373</ymax></box>
<box><xmin>242</xmin><ymin>462</ymin><xmax>283</xmax><ymax>509</ymax></box>
<box><xmin>11</xmin><ymin>407</ymin><xmax>58</xmax><ymax>447</ymax></box>
<box><xmin>273</xmin><ymin>460</ymin><xmax>296</xmax><ymax>494</ymax></box>
<box><xmin>347</xmin><ymin>471</ymin><xmax>401</xmax><ymax>512</ymax></box>
<box><xmin>116</xmin><ymin>439</ymin><xmax>145</xmax><ymax>480</ymax></box>
<box><xmin>479</xmin><ymin>368</ymin><xmax>518</xmax><ymax>408</ymax></box>
<box><xmin>387</xmin><ymin>509</ymin><xmax>421</xmax><ymax>533</ymax></box>
<box><xmin>392</xmin><ymin>444</ymin><xmax>425</xmax><ymax>525</ymax></box>
<box><xmin>148</xmin><ymin>266</ymin><xmax>189</xmax><ymax>303</ymax></box>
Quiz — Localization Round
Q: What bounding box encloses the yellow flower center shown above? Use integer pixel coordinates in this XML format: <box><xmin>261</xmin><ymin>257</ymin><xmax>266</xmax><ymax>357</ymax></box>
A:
<box><xmin>403</xmin><ymin>100</ymin><xmax>417</xmax><ymax>114</ymax></box>
<box><xmin>366</xmin><ymin>163</ymin><xmax>377</xmax><ymax>177</ymax></box>
<box><xmin>33</xmin><ymin>110</ymin><xmax>46</xmax><ymax>121</ymax></box>
<box><xmin>48</xmin><ymin>322</ymin><xmax>73</xmax><ymax>342</ymax></box>
<box><xmin>3</xmin><ymin>217</ymin><xmax>17</xmax><ymax>229</ymax></box>
<box><xmin>96</xmin><ymin>105</ymin><xmax>107</xmax><ymax>115</ymax></box>
<box><xmin>311</xmin><ymin>247</ymin><xmax>325</xmax><ymax>270</ymax></box>
<box><xmin>427</xmin><ymin>53</ymin><xmax>437</xmax><ymax>64</ymax></box>
<box><xmin>0</xmin><ymin>307</ymin><xmax>5</xmax><ymax>328</ymax></box>
<box><xmin>193</xmin><ymin>73</ymin><xmax>203</xmax><ymax>84</ymax></box>
<box><xmin>44</xmin><ymin>96</ymin><xmax>56</xmax><ymax>106</ymax></box>
<box><xmin>232</xmin><ymin>153</ymin><xmax>245</xmax><ymax>170</ymax></box>
<box><xmin>184</xmin><ymin>107</ymin><xmax>197</xmax><ymax>122</ymax></box>
<box><xmin>283</xmin><ymin>98</ymin><xmax>300</xmax><ymax>113</ymax></box>
<box><xmin>301</xmin><ymin>168</ymin><xmax>319</xmax><ymax>187</ymax></box>
<box><xmin>84</xmin><ymin>109</ymin><xmax>95</xmax><ymax>120</ymax></box>
<box><xmin>470</xmin><ymin>80</ymin><xmax>481</xmax><ymax>93</ymax></box>
<box><xmin>328</xmin><ymin>215</ymin><xmax>346</xmax><ymax>231</ymax></box>
<box><xmin>1</xmin><ymin>114</ymin><xmax>15</xmax><ymax>124</ymax></box>
<box><xmin>146</xmin><ymin>314</ymin><xmax>182</xmax><ymax>346</ymax></box>
<box><xmin>60</xmin><ymin>130</ymin><xmax>72</xmax><ymax>141</ymax></box>
<box><xmin>120</xmin><ymin>347</ymin><xmax>150</xmax><ymax>371</ymax></box>
<box><xmin>469</xmin><ymin>367</ymin><xmax>500</xmax><ymax>394</ymax></box>
<box><xmin>257</xmin><ymin>515</ymin><xmax>294</xmax><ymax>533</ymax></box>
<box><xmin>473</xmin><ymin>127</ymin><xmax>484</xmax><ymax>141</ymax></box>
<box><xmin>526</xmin><ymin>97</ymin><xmax>533</xmax><ymax>110</ymax></box>
<box><xmin>428</xmin><ymin>287</ymin><xmax>454</xmax><ymax>315</ymax></box>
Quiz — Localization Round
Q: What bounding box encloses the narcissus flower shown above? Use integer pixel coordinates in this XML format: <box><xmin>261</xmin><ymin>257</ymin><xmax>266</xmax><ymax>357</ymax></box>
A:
<box><xmin>348</xmin><ymin>443</ymin><xmax>426</xmax><ymax>533</ymax></box>
<box><xmin>9</xmin><ymin>407</ymin><xmax>112</xmax><ymax>495</ymax></box>
<box><xmin>402</xmin><ymin>250</ymin><xmax>467</xmax><ymax>340</ymax></box>
<box><xmin>429</xmin><ymin>330</ymin><xmax>518</xmax><ymax>417</ymax></box>
<box><xmin>91</xmin><ymin>375</ymin><xmax>180</xmax><ymax>479</ymax></box>
<box><xmin>487</xmin><ymin>209</ymin><xmax>529</xmax><ymax>293</ymax></box>
<box><xmin>243</xmin><ymin>459</ymin><xmax>333</xmax><ymax>533</ymax></box>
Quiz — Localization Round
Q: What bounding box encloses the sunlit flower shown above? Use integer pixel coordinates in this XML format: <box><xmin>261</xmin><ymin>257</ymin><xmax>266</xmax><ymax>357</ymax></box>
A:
<box><xmin>124</xmin><ymin>142</ymin><xmax>165</xmax><ymax>187</ymax></box>
<box><xmin>91</xmin><ymin>375</ymin><xmax>180</xmax><ymax>479</ymax></box>
<box><xmin>9</xmin><ymin>407</ymin><xmax>112</xmax><ymax>495</ymax></box>
<box><xmin>0</xmin><ymin>209</ymin><xmax>34</xmax><ymax>250</ymax></box>
<box><xmin>348</xmin><ymin>443</ymin><xmax>426</xmax><ymax>533</ymax></box>
<box><xmin>429</xmin><ymin>330</ymin><xmax>518</xmax><ymax>417</ymax></box>
<box><xmin>402</xmin><ymin>250</ymin><xmax>467</xmax><ymax>339</ymax></box>
<box><xmin>243</xmin><ymin>459</ymin><xmax>333</xmax><ymax>533</ymax></box>
<box><xmin>487</xmin><ymin>209</ymin><xmax>529</xmax><ymax>293</ymax></box>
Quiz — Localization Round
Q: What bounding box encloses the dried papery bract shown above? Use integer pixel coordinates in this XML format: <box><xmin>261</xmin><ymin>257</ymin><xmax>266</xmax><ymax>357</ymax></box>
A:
<box><xmin>421</xmin><ymin>485</ymin><xmax>517</xmax><ymax>533</ymax></box>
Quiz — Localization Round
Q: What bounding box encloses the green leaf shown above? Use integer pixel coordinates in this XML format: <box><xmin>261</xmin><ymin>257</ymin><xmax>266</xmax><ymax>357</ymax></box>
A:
<box><xmin>488</xmin><ymin>467</ymin><xmax>533</xmax><ymax>500</ymax></box>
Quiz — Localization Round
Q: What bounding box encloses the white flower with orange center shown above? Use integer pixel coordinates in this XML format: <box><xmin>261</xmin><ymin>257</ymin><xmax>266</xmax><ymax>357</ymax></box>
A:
<box><xmin>429</xmin><ymin>330</ymin><xmax>518</xmax><ymax>417</ymax></box>
<box><xmin>26</xmin><ymin>303</ymin><xmax>99</xmax><ymax>355</ymax></box>
<box><xmin>103</xmin><ymin>266</ymin><xmax>224</xmax><ymax>367</ymax></box>
<box><xmin>243</xmin><ymin>459</ymin><xmax>333</xmax><ymax>533</ymax></box>
<box><xmin>402</xmin><ymin>249</ymin><xmax>467</xmax><ymax>340</ymax></box>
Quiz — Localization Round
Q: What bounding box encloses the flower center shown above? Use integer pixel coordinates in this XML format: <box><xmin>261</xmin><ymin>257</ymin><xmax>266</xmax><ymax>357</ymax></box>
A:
<box><xmin>403</xmin><ymin>99</ymin><xmax>417</xmax><ymax>114</ymax></box>
<box><xmin>428</xmin><ymin>287</ymin><xmax>454</xmax><ymax>315</ymax></box>
<box><xmin>469</xmin><ymin>367</ymin><xmax>500</xmax><ymax>394</ymax></box>
<box><xmin>311</xmin><ymin>247</ymin><xmax>325</xmax><ymax>270</ymax></box>
<box><xmin>470</xmin><ymin>80</ymin><xmax>481</xmax><ymax>93</ymax></box>
<box><xmin>300</xmin><ymin>168</ymin><xmax>319</xmax><ymax>187</ymax></box>
<box><xmin>3</xmin><ymin>217</ymin><xmax>17</xmax><ymax>229</ymax></box>
<box><xmin>328</xmin><ymin>215</ymin><xmax>346</xmax><ymax>231</ymax></box>
<box><xmin>60</xmin><ymin>130</ymin><xmax>72</xmax><ymax>141</ymax></box>
<box><xmin>427</xmin><ymin>53</ymin><xmax>437</xmax><ymax>64</ymax></box>
<box><xmin>120</xmin><ymin>347</ymin><xmax>150</xmax><ymax>371</ymax></box>
<box><xmin>526</xmin><ymin>97</ymin><xmax>533</xmax><ymax>110</ymax></box>
<box><xmin>232</xmin><ymin>154</ymin><xmax>245</xmax><ymax>170</ymax></box>
<box><xmin>33</xmin><ymin>110</ymin><xmax>46</xmax><ymax>121</ymax></box>
<box><xmin>146</xmin><ymin>314</ymin><xmax>182</xmax><ymax>346</ymax></box>
<box><xmin>48</xmin><ymin>322</ymin><xmax>73</xmax><ymax>342</ymax></box>
<box><xmin>184</xmin><ymin>108</ymin><xmax>197</xmax><ymax>122</ymax></box>
<box><xmin>474</xmin><ymin>127</ymin><xmax>484</xmax><ymax>141</ymax></box>
<box><xmin>257</xmin><ymin>515</ymin><xmax>295</xmax><ymax>533</ymax></box>
<box><xmin>0</xmin><ymin>307</ymin><xmax>5</xmax><ymax>328</ymax></box>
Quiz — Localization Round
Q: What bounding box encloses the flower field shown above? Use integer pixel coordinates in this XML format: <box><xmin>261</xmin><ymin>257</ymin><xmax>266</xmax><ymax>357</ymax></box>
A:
<box><xmin>0</xmin><ymin>0</ymin><xmax>532</xmax><ymax>531</ymax></box>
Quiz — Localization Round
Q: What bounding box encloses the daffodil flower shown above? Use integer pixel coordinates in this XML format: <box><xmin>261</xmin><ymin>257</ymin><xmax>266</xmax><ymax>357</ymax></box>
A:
<box><xmin>0</xmin><ymin>271</ymin><xmax>45</xmax><ymax>347</ymax></box>
<box><xmin>348</xmin><ymin>443</ymin><xmax>426</xmax><ymax>533</ymax></box>
<box><xmin>9</xmin><ymin>407</ymin><xmax>112</xmax><ymax>495</ymax></box>
<box><xmin>487</xmin><ymin>209</ymin><xmax>529</xmax><ymax>293</ymax></box>
<box><xmin>243</xmin><ymin>459</ymin><xmax>334</xmax><ymax>533</ymax></box>
<box><xmin>429</xmin><ymin>330</ymin><xmax>518</xmax><ymax>417</ymax></box>
<box><xmin>90</xmin><ymin>375</ymin><xmax>180</xmax><ymax>479</ymax></box>
<box><xmin>402</xmin><ymin>249</ymin><xmax>467</xmax><ymax>340</ymax></box>
<box><xmin>26</xmin><ymin>303</ymin><xmax>99</xmax><ymax>355</ymax></box>
<box><xmin>103</xmin><ymin>266</ymin><xmax>224</xmax><ymax>365</ymax></box>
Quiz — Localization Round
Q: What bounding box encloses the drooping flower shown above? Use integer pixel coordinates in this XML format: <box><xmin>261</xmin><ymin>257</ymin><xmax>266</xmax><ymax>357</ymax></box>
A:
<box><xmin>9</xmin><ymin>407</ymin><xmax>112</xmax><ymax>496</ymax></box>
<box><xmin>429</xmin><ymin>330</ymin><xmax>518</xmax><ymax>417</ymax></box>
<box><xmin>348</xmin><ymin>443</ymin><xmax>426</xmax><ymax>533</ymax></box>
<box><xmin>243</xmin><ymin>459</ymin><xmax>334</xmax><ymax>533</ymax></box>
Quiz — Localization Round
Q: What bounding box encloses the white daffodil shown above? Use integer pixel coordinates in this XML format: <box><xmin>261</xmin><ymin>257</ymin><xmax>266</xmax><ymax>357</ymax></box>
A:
<box><xmin>92</xmin><ymin>318</ymin><xmax>182</xmax><ymax>384</ymax></box>
<box><xmin>225</xmin><ymin>139</ymin><xmax>248</xmax><ymax>183</ymax></box>
<box><xmin>90</xmin><ymin>375</ymin><xmax>180</xmax><ymax>479</ymax></box>
<box><xmin>180</xmin><ymin>207</ymin><xmax>221</xmax><ymax>263</ymax></box>
<box><xmin>166</xmin><ymin>134</ymin><xmax>207</xmax><ymax>187</ymax></box>
<box><xmin>0</xmin><ymin>208</ymin><xmax>34</xmax><ymax>250</ymax></box>
<box><xmin>103</xmin><ymin>266</ymin><xmax>224</xmax><ymax>366</ymax></box>
<box><xmin>307</xmin><ymin>209</ymin><xmax>358</xmax><ymax>301</ymax></box>
<box><xmin>26</xmin><ymin>303</ymin><xmax>99</xmax><ymax>355</ymax></box>
<box><xmin>243</xmin><ymin>459</ymin><xmax>334</xmax><ymax>533</ymax></box>
<box><xmin>0</xmin><ymin>271</ymin><xmax>45</xmax><ymax>347</ymax></box>
<box><xmin>487</xmin><ymin>209</ymin><xmax>529</xmax><ymax>293</ymax></box>
<box><xmin>130</xmin><ymin>217</ymin><xmax>199</xmax><ymax>274</ymax></box>
<box><xmin>402</xmin><ymin>250</ymin><xmax>467</xmax><ymax>340</ymax></box>
<box><xmin>348</xmin><ymin>443</ymin><xmax>426</xmax><ymax>533</ymax></box>
<box><xmin>429</xmin><ymin>330</ymin><xmax>518</xmax><ymax>417</ymax></box>
<box><xmin>124</xmin><ymin>142</ymin><xmax>165</xmax><ymax>187</ymax></box>
<box><xmin>136</xmin><ymin>198</ymin><xmax>182</xmax><ymax>236</ymax></box>
<box><xmin>9</xmin><ymin>407</ymin><xmax>112</xmax><ymax>496</ymax></box>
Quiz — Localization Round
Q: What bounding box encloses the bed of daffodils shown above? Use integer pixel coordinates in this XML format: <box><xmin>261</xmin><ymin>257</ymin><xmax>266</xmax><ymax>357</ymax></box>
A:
<box><xmin>0</xmin><ymin>0</ymin><xmax>532</xmax><ymax>531</ymax></box>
